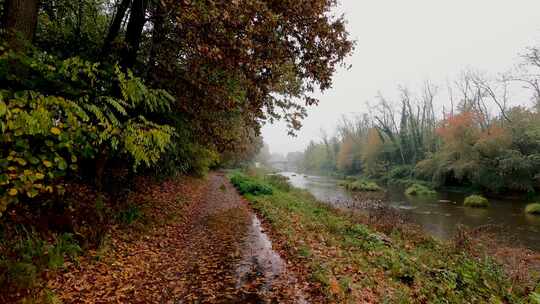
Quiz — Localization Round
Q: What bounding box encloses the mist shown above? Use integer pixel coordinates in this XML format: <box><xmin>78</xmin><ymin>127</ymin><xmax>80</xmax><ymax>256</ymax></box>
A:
<box><xmin>262</xmin><ymin>0</ymin><xmax>540</xmax><ymax>155</ymax></box>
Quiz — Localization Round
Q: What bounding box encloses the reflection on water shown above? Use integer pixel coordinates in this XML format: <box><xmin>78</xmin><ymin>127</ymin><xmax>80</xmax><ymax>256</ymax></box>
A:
<box><xmin>281</xmin><ymin>172</ymin><xmax>540</xmax><ymax>251</ymax></box>
<box><xmin>236</xmin><ymin>215</ymin><xmax>286</xmax><ymax>290</ymax></box>
<box><xmin>235</xmin><ymin>214</ymin><xmax>307</xmax><ymax>303</ymax></box>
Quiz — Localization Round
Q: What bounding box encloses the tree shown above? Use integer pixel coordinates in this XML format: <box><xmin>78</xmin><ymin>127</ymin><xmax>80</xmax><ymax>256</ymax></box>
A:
<box><xmin>1</xmin><ymin>0</ymin><xmax>39</xmax><ymax>49</ymax></box>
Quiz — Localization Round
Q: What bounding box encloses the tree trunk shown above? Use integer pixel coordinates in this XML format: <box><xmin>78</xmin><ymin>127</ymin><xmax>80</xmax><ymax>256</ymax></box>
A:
<box><xmin>101</xmin><ymin>0</ymin><xmax>131</xmax><ymax>57</ymax></box>
<box><xmin>94</xmin><ymin>150</ymin><xmax>109</xmax><ymax>191</ymax></box>
<box><xmin>146</xmin><ymin>1</ymin><xmax>166</xmax><ymax>83</ymax></box>
<box><xmin>2</xmin><ymin>0</ymin><xmax>40</xmax><ymax>50</ymax></box>
<box><xmin>121</xmin><ymin>0</ymin><xmax>149</xmax><ymax>70</ymax></box>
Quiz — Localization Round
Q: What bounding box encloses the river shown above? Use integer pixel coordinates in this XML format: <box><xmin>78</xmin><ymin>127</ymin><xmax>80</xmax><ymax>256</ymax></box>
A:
<box><xmin>279</xmin><ymin>172</ymin><xmax>540</xmax><ymax>251</ymax></box>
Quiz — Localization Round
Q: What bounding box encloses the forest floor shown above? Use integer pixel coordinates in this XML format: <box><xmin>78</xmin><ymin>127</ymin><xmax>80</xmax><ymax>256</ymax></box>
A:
<box><xmin>45</xmin><ymin>172</ymin><xmax>311</xmax><ymax>303</ymax></box>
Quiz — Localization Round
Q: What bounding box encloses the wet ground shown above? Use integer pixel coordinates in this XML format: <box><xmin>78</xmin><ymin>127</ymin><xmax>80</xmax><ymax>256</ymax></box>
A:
<box><xmin>48</xmin><ymin>173</ymin><xmax>307</xmax><ymax>303</ymax></box>
<box><xmin>180</xmin><ymin>173</ymin><xmax>307</xmax><ymax>303</ymax></box>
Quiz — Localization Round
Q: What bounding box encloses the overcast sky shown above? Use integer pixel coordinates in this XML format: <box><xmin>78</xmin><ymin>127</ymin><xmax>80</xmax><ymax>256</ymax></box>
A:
<box><xmin>261</xmin><ymin>0</ymin><xmax>540</xmax><ymax>155</ymax></box>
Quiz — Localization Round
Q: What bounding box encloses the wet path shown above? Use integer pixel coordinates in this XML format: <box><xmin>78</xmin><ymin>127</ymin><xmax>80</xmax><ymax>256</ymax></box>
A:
<box><xmin>48</xmin><ymin>173</ymin><xmax>307</xmax><ymax>303</ymax></box>
<box><xmin>181</xmin><ymin>173</ymin><xmax>307</xmax><ymax>303</ymax></box>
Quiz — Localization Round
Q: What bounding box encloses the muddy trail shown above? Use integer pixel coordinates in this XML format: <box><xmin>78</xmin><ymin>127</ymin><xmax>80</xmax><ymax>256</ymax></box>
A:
<box><xmin>47</xmin><ymin>173</ymin><xmax>308</xmax><ymax>303</ymax></box>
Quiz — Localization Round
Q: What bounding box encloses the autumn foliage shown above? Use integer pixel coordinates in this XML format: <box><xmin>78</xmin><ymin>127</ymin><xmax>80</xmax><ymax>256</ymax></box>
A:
<box><xmin>0</xmin><ymin>0</ymin><xmax>353</xmax><ymax>296</ymax></box>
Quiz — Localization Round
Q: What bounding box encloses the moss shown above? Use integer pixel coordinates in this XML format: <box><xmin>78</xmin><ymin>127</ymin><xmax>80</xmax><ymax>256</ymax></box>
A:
<box><xmin>405</xmin><ymin>183</ymin><xmax>436</xmax><ymax>196</ymax></box>
<box><xmin>525</xmin><ymin>203</ymin><xmax>540</xmax><ymax>215</ymax></box>
<box><xmin>341</xmin><ymin>179</ymin><xmax>382</xmax><ymax>192</ymax></box>
<box><xmin>464</xmin><ymin>195</ymin><xmax>489</xmax><ymax>208</ymax></box>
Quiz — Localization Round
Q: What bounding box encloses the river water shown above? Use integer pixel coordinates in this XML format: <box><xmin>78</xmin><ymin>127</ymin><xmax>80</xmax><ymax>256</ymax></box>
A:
<box><xmin>279</xmin><ymin>172</ymin><xmax>540</xmax><ymax>251</ymax></box>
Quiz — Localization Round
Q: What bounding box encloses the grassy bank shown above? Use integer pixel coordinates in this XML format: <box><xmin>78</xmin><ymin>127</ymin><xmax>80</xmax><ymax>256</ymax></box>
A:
<box><xmin>230</xmin><ymin>172</ymin><xmax>540</xmax><ymax>303</ymax></box>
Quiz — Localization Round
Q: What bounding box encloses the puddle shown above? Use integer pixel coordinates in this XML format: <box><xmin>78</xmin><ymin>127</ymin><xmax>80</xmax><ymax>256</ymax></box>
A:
<box><xmin>236</xmin><ymin>214</ymin><xmax>308</xmax><ymax>303</ymax></box>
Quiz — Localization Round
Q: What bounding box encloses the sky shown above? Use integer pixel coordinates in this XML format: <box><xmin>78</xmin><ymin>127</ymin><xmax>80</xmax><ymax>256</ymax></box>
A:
<box><xmin>262</xmin><ymin>0</ymin><xmax>540</xmax><ymax>155</ymax></box>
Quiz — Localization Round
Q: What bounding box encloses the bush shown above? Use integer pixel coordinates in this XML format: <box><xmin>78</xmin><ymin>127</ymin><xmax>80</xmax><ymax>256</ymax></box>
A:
<box><xmin>0</xmin><ymin>230</ymin><xmax>81</xmax><ymax>289</ymax></box>
<box><xmin>405</xmin><ymin>184</ymin><xmax>437</xmax><ymax>196</ymax></box>
<box><xmin>387</xmin><ymin>165</ymin><xmax>415</xmax><ymax>180</ymax></box>
<box><xmin>6</xmin><ymin>262</ymin><xmax>37</xmax><ymax>289</ymax></box>
<box><xmin>525</xmin><ymin>203</ymin><xmax>540</xmax><ymax>215</ymax></box>
<box><xmin>47</xmin><ymin>234</ymin><xmax>81</xmax><ymax>269</ymax></box>
<box><xmin>464</xmin><ymin>195</ymin><xmax>489</xmax><ymax>208</ymax></box>
<box><xmin>0</xmin><ymin>49</ymin><xmax>175</xmax><ymax>215</ymax></box>
<box><xmin>117</xmin><ymin>205</ymin><xmax>143</xmax><ymax>225</ymax></box>
<box><xmin>264</xmin><ymin>174</ymin><xmax>291</xmax><ymax>192</ymax></box>
<box><xmin>342</xmin><ymin>179</ymin><xmax>382</xmax><ymax>192</ymax></box>
<box><xmin>230</xmin><ymin>172</ymin><xmax>273</xmax><ymax>196</ymax></box>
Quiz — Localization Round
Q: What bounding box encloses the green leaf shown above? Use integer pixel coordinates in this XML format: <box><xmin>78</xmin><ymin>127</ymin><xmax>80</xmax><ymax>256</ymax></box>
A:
<box><xmin>58</xmin><ymin>159</ymin><xmax>68</xmax><ymax>170</ymax></box>
<box><xmin>0</xmin><ymin>101</ymin><xmax>6</xmax><ymax>117</ymax></box>
<box><xmin>26</xmin><ymin>188</ymin><xmax>39</xmax><ymax>198</ymax></box>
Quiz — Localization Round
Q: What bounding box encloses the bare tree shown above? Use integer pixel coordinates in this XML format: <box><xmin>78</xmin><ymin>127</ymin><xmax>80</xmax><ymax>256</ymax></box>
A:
<box><xmin>469</xmin><ymin>70</ymin><xmax>512</xmax><ymax>123</ymax></box>
<box><xmin>511</xmin><ymin>47</ymin><xmax>540</xmax><ymax>109</ymax></box>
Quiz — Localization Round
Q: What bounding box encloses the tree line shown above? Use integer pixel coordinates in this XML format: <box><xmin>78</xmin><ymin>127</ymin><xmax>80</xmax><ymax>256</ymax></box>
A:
<box><xmin>0</xmin><ymin>0</ymin><xmax>353</xmax><ymax>214</ymax></box>
<box><xmin>299</xmin><ymin>47</ymin><xmax>540</xmax><ymax>194</ymax></box>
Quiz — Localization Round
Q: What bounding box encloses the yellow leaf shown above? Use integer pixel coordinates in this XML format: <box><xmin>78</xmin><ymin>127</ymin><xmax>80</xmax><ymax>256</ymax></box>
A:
<box><xmin>35</xmin><ymin>173</ymin><xmax>45</xmax><ymax>180</ymax></box>
<box><xmin>50</xmin><ymin>127</ymin><xmax>61</xmax><ymax>135</ymax></box>
<box><xmin>329</xmin><ymin>277</ymin><xmax>341</xmax><ymax>295</ymax></box>
<box><xmin>43</xmin><ymin>160</ymin><xmax>53</xmax><ymax>168</ymax></box>
<box><xmin>8</xmin><ymin>188</ymin><xmax>18</xmax><ymax>196</ymax></box>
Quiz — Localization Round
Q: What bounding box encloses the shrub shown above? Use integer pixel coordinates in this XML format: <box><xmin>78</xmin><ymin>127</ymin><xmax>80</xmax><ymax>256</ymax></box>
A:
<box><xmin>525</xmin><ymin>203</ymin><xmax>540</xmax><ymax>215</ymax></box>
<box><xmin>117</xmin><ymin>205</ymin><xmax>143</xmax><ymax>225</ymax></box>
<box><xmin>47</xmin><ymin>234</ymin><xmax>81</xmax><ymax>269</ymax></box>
<box><xmin>6</xmin><ymin>262</ymin><xmax>37</xmax><ymax>289</ymax></box>
<box><xmin>387</xmin><ymin>165</ymin><xmax>415</xmax><ymax>180</ymax></box>
<box><xmin>464</xmin><ymin>195</ymin><xmax>489</xmax><ymax>208</ymax></box>
<box><xmin>0</xmin><ymin>49</ymin><xmax>175</xmax><ymax>215</ymax></box>
<box><xmin>342</xmin><ymin>179</ymin><xmax>382</xmax><ymax>192</ymax></box>
<box><xmin>230</xmin><ymin>173</ymin><xmax>272</xmax><ymax>196</ymax></box>
<box><xmin>1</xmin><ymin>230</ymin><xmax>81</xmax><ymax>289</ymax></box>
<box><xmin>405</xmin><ymin>183</ymin><xmax>437</xmax><ymax>196</ymax></box>
<box><xmin>264</xmin><ymin>174</ymin><xmax>291</xmax><ymax>192</ymax></box>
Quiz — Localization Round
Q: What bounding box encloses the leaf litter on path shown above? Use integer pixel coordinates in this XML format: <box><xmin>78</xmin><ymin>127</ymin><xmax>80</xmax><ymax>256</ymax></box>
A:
<box><xmin>47</xmin><ymin>173</ymin><xmax>309</xmax><ymax>303</ymax></box>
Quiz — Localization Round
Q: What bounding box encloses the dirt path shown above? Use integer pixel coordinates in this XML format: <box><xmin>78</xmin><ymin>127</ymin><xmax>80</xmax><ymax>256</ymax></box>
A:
<box><xmin>48</xmin><ymin>173</ymin><xmax>307</xmax><ymax>303</ymax></box>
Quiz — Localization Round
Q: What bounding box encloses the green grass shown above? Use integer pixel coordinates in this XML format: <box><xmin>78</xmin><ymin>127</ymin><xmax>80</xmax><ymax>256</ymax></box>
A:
<box><xmin>1</xmin><ymin>229</ymin><xmax>81</xmax><ymax>290</ymax></box>
<box><xmin>525</xmin><ymin>203</ymin><xmax>540</xmax><ymax>215</ymax></box>
<box><xmin>117</xmin><ymin>204</ymin><xmax>143</xmax><ymax>225</ymax></box>
<box><xmin>263</xmin><ymin>174</ymin><xmax>291</xmax><ymax>192</ymax></box>
<box><xmin>340</xmin><ymin>179</ymin><xmax>382</xmax><ymax>192</ymax></box>
<box><xmin>233</xmin><ymin>173</ymin><xmax>529</xmax><ymax>303</ymax></box>
<box><xmin>464</xmin><ymin>195</ymin><xmax>489</xmax><ymax>208</ymax></box>
<box><xmin>405</xmin><ymin>183</ymin><xmax>437</xmax><ymax>196</ymax></box>
<box><xmin>229</xmin><ymin>172</ymin><xmax>273</xmax><ymax>195</ymax></box>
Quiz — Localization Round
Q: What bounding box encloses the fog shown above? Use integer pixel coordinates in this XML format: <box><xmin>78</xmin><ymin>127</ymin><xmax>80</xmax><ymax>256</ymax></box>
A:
<box><xmin>261</xmin><ymin>0</ymin><xmax>540</xmax><ymax>155</ymax></box>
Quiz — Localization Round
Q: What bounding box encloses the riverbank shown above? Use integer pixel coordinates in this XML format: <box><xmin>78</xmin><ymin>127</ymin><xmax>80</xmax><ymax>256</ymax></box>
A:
<box><xmin>231</xmin><ymin>171</ymin><xmax>540</xmax><ymax>303</ymax></box>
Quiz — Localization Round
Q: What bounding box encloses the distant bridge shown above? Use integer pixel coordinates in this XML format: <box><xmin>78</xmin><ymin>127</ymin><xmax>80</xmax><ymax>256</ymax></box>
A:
<box><xmin>267</xmin><ymin>160</ymin><xmax>295</xmax><ymax>171</ymax></box>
